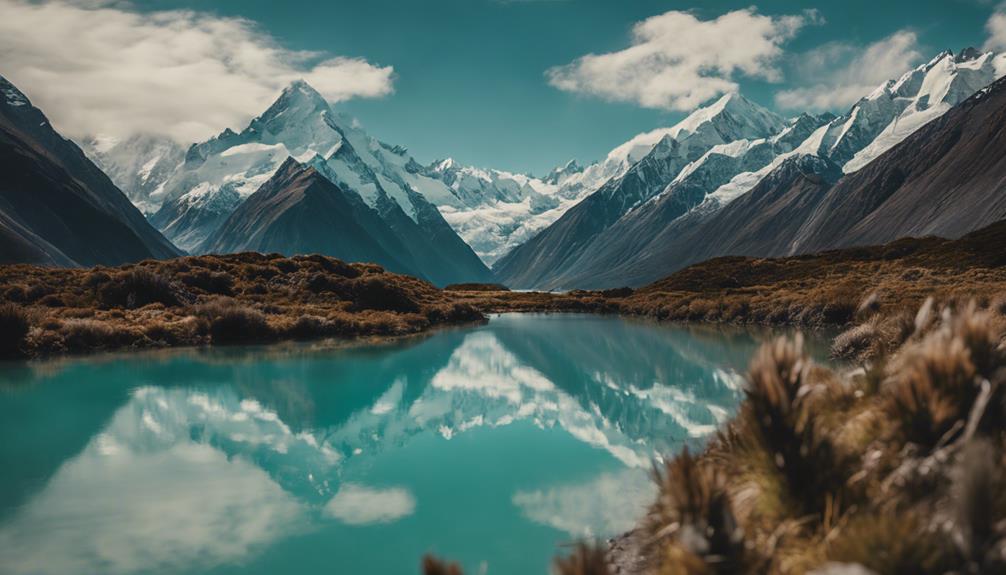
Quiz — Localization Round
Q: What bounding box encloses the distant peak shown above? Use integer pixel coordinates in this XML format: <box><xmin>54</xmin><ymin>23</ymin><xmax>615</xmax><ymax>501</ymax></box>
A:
<box><xmin>433</xmin><ymin>157</ymin><xmax>457</xmax><ymax>171</ymax></box>
<box><xmin>556</xmin><ymin>158</ymin><xmax>582</xmax><ymax>173</ymax></box>
<box><xmin>956</xmin><ymin>46</ymin><xmax>983</xmax><ymax>63</ymax></box>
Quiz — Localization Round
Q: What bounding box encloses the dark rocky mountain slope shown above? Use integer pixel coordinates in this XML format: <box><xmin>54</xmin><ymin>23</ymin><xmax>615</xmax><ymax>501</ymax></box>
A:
<box><xmin>0</xmin><ymin>76</ymin><xmax>179</xmax><ymax>266</ymax></box>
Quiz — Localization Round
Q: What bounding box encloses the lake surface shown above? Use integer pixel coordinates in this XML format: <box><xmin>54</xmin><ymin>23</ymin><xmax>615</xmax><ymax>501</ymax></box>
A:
<box><xmin>0</xmin><ymin>314</ymin><xmax>816</xmax><ymax>575</ymax></box>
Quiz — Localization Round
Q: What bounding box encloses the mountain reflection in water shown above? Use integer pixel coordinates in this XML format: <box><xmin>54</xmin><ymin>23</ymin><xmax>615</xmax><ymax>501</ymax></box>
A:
<box><xmin>0</xmin><ymin>314</ymin><xmax>805</xmax><ymax>575</ymax></box>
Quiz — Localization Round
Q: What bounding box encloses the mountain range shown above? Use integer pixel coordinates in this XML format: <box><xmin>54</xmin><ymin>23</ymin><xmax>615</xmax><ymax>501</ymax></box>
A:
<box><xmin>494</xmin><ymin>48</ymin><xmax>1006</xmax><ymax>289</ymax></box>
<box><xmin>146</xmin><ymin>81</ymin><xmax>493</xmax><ymax>286</ymax></box>
<box><xmin>1</xmin><ymin>47</ymin><xmax>1004</xmax><ymax>290</ymax></box>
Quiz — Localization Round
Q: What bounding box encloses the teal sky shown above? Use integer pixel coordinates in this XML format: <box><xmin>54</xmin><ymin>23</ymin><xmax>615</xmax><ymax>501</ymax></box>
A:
<box><xmin>141</xmin><ymin>0</ymin><xmax>997</xmax><ymax>174</ymax></box>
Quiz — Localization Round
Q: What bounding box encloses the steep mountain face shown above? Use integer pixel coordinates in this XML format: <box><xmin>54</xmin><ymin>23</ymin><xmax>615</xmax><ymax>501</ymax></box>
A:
<box><xmin>421</xmin><ymin>158</ymin><xmax>588</xmax><ymax>264</ymax></box>
<box><xmin>567</xmin><ymin>156</ymin><xmax>843</xmax><ymax>288</ymax></box>
<box><xmin>203</xmin><ymin>158</ymin><xmax>420</xmax><ymax>277</ymax></box>
<box><xmin>790</xmin><ymin>74</ymin><xmax>1006</xmax><ymax>253</ymax></box>
<box><xmin>567</xmin><ymin>69</ymin><xmax>1006</xmax><ymax>289</ymax></box>
<box><xmin>80</xmin><ymin>134</ymin><xmax>185</xmax><ymax>215</ymax></box>
<box><xmin>493</xmin><ymin>93</ymin><xmax>788</xmax><ymax>288</ymax></box>
<box><xmin>149</xmin><ymin>80</ymin><xmax>492</xmax><ymax>285</ymax></box>
<box><xmin>497</xmin><ymin>48</ymin><xmax>1004</xmax><ymax>290</ymax></box>
<box><xmin>0</xmin><ymin>76</ymin><xmax>179</xmax><ymax>267</ymax></box>
<box><xmin>838</xmin><ymin>49</ymin><xmax>1001</xmax><ymax>172</ymax></box>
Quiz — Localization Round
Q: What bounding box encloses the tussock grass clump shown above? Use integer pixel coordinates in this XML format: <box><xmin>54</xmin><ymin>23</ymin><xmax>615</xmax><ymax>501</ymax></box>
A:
<box><xmin>740</xmin><ymin>335</ymin><xmax>850</xmax><ymax>519</ymax></box>
<box><xmin>351</xmin><ymin>276</ymin><xmax>420</xmax><ymax>313</ymax></box>
<box><xmin>196</xmin><ymin>299</ymin><xmax>273</xmax><ymax>344</ymax></box>
<box><xmin>882</xmin><ymin>303</ymin><xmax>1006</xmax><ymax>450</ymax></box>
<box><xmin>59</xmin><ymin>318</ymin><xmax>131</xmax><ymax>351</ymax></box>
<box><xmin>0</xmin><ymin>303</ymin><xmax>30</xmax><ymax>358</ymax></box>
<box><xmin>826</xmin><ymin>512</ymin><xmax>953</xmax><ymax>574</ymax></box>
<box><xmin>98</xmin><ymin>268</ymin><xmax>186</xmax><ymax>308</ymax></box>
<box><xmin>421</xmin><ymin>555</ymin><xmax>463</xmax><ymax>575</ymax></box>
<box><xmin>645</xmin><ymin>449</ymin><xmax>748</xmax><ymax>574</ymax></box>
<box><xmin>178</xmin><ymin>269</ymin><xmax>234</xmax><ymax>295</ymax></box>
<box><xmin>553</xmin><ymin>542</ymin><xmax>611</xmax><ymax>575</ymax></box>
<box><xmin>951</xmin><ymin>440</ymin><xmax>1006</xmax><ymax>570</ymax></box>
<box><xmin>884</xmin><ymin>334</ymin><xmax>978</xmax><ymax>449</ymax></box>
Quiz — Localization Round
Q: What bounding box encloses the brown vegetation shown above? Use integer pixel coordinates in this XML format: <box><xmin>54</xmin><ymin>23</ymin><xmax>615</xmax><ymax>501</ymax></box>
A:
<box><xmin>0</xmin><ymin>252</ymin><xmax>483</xmax><ymax>357</ymax></box>
<box><xmin>3</xmin><ymin>221</ymin><xmax>1005</xmax><ymax>359</ymax></box>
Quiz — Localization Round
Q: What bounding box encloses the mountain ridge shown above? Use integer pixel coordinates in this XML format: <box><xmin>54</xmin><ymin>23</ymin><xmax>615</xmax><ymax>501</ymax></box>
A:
<box><xmin>0</xmin><ymin>75</ymin><xmax>180</xmax><ymax>267</ymax></box>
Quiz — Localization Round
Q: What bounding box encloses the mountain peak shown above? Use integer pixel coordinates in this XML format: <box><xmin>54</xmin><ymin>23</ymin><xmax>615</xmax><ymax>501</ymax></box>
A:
<box><xmin>429</xmin><ymin>157</ymin><xmax>457</xmax><ymax>173</ymax></box>
<box><xmin>269</xmin><ymin>79</ymin><xmax>329</xmax><ymax>114</ymax></box>
<box><xmin>955</xmin><ymin>46</ymin><xmax>983</xmax><ymax>63</ymax></box>
<box><xmin>283</xmin><ymin>78</ymin><xmax>324</xmax><ymax>98</ymax></box>
<box><xmin>0</xmin><ymin>75</ymin><xmax>31</xmax><ymax>109</ymax></box>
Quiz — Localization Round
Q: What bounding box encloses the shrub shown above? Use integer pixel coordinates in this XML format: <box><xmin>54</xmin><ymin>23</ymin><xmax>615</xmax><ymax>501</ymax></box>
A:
<box><xmin>59</xmin><ymin>319</ymin><xmax>126</xmax><ymax>351</ymax></box>
<box><xmin>827</xmin><ymin>513</ymin><xmax>954</xmax><ymax>574</ymax></box>
<box><xmin>3</xmin><ymin>285</ymin><xmax>27</xmax><ymax>303</ymax></box>
<box><xmin>84</xmin><ymin>270</ymin><xmax>111</xmax><ymax>290</ymax></box>
<box><xmin>421</xmin><ymin>556</ymin><xmax>463</xmax><ymax>575</ymax></box>
<box><xmin>24</xmin><ymin>284</ymin><xmax>52</xmax><ymax>302</ymax></box>
<box><xmin>305</xmin><ymin>273</ymin><xmax>353</xmax><ymax>298</ymax></box>
<box><xmin>0</xmin><ymin>303</ymin><xmax>30</xmax><ymax>358</ymax></box>
<box><xmin>646</xmin><ymin>448</ymin><xmax>747</xmax><ymax>573</ymax></box>
<box><xmin>425</xmin><ymin>303</ymin><xmax>483</xmax><ymax>324</ymax></box>
<box><xmin>952</xmin><ymin>440</ymin><xmax>1006</xmax><ymax>570</ymax></box>
<box><xmin>98</xmin><ymin>268</ymin><xmax>183</xmax><ymax>308</ymax></box>
<box><xmin>197</xmin><ymin>300</ymin><xmax>273</xmax><ymax>344</ymax></box>
<box><xmin>294</xmin><ymin>254</ymin><xmax>361</xmax><ymax>278</ymax></box>
<box><xmin>741</xmin><ymin>334</ymin><xmax>848</xmax><ymax>517</ymax></box>
<box><xmin>351</xmin><ymin>276</ymin><xmax>419</xmax><ymax>313</ymax></box>
<box><xmin>885</xmin><ymin>331</ymin><xmax>979</xmax><ymax>449</ymax></box>
<box><xmin>832</xmin><ymin>311</ymin><xmax>914</xmax><ymax>363</ymax></box>
<box><xmin>179</xmin><ymin>269</ymin><xmax>233</xmax><ymax>295</ymax></box>
<box><xmin>287</xmin><ymin>315</ymin><xmax>329</xmax><ymax>340</ymax></box>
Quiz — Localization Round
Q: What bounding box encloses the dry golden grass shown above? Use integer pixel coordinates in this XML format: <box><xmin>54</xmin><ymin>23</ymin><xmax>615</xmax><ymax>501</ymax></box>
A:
<box><xmin>0</xmin><ymin>252</ymin><xmax>483</xmax><ymax>358</ymax></box>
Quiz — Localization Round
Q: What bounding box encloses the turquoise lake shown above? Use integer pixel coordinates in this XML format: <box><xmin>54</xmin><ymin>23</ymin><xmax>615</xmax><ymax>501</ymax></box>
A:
<box><xmin>0</xmin><ymin>314</ymin><xmax>818</xmax><ymax>575</ymax></box>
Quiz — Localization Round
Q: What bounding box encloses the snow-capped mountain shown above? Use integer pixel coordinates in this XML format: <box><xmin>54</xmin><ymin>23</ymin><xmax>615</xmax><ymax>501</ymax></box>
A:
<box><xmin>148</xmin><ymin>80</ymin><xmax>491</xmax><ymax>285</ymax></box>
<box><xmin>202</xmin><ymin>158</ymin><xmax>424</xmax><ymax>278</ymax></box>
<box><xmin>421</xmin><ymin>158</ymin><xmax>590</xmax><ymax>264</ymax></box>
<box><xmin>80</xmin><ymin>134</ymin><xmax>185</xmax><ymax>215</ymax></box>
<box><xmin>815</xmin><ymin>48</ymin><xmax>1002</xmax><ymax>172</ymax></box>
<box><xmin>494</xmin><ymin>92</ymin><xmax>789</xmax><ymax>288</ymax></box>
<box><xmin>495</xmin><ymin>48</ymin><xmax>1006</xmax><ymax>290</ymax></box>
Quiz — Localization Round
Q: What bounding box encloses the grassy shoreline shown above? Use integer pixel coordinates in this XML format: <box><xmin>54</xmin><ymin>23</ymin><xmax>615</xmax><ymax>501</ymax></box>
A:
<box><xmin>3</xmin><ymin>222</ymin><xmax>1006</xmax><ymax>361</ymax></box>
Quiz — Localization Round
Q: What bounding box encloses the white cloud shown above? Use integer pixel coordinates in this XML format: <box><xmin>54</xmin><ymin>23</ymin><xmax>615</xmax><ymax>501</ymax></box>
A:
<box><xmin>0</xmin><ymin>0</ymin><xmax>394</xmax><ymax>143</ymax></box>
<box><xmin>512</xmin><ymin>469</ymin><xmax>654</xmax><ymax>538</ymax></box>
<box><xmin>323</xmin><ymin>484</ymin><xmax>416</xmax><ymax>525</ymax></box>
<box><xmin>985</xmin><ymin>4</ymin><xmax>1006</xmax><ymax>50</ymax></box>
<box><xmin>546</xmin><ymin>8</ymin><xmax>821</xmax><ymax>111</ymax></box>
<box><xmin>774</xmin><ymin>31</ymin><xmax>923</xmax><ymax>111</ymax></box>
